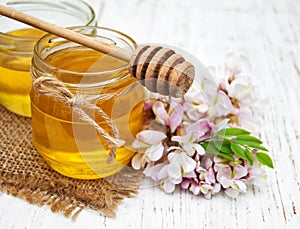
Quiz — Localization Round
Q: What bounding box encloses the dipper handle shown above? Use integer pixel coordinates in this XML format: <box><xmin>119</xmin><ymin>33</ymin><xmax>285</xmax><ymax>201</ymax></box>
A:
<box><xmin>0</xmin><ymin>4</ymin><xmax>195</xmax><ymax>97</ymax></box>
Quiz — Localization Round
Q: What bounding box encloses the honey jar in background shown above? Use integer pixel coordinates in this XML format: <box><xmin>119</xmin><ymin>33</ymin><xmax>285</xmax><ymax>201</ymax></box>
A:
<box><xmin>0</xmin><ymin>0</ymin><xmax>96</xmax><ymax>117</ymax></box>
<box><xmin>30</xmin><ymin>26</ymin><xmax>145</xmax><ymax>179</ymax></box>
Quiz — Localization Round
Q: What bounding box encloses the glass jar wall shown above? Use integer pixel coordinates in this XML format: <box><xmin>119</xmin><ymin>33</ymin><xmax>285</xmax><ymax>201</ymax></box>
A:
<box><xmin>0</xmin><ymin>0</ymin><xmax>96</xmax><ymax>116</ymax></box>
<box><xmin>30</xmin><ymin>26</ymin><xmax>145</xmax><ymax>179</ymax></box>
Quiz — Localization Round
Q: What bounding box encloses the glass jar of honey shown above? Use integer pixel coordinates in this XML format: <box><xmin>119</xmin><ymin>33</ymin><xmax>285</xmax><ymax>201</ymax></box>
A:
<box><xmin>30</xmin><ymin>26</ymin><xmax>145</xmax><ymax>179</ymax></box>
<box><xmin>0</xmin><ymin>0</ymin><xmax>96</xmax><ymax>117</ymax></box>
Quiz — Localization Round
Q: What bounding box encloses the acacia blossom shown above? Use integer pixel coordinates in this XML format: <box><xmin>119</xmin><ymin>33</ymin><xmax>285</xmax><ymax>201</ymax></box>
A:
<box><xmin>144</xmin><ymin>149</ymin><xmax>196</xmax><ymax>193</ymax></box>
<box><xmin>152</xmin><ymin>100</ymin><xmax>183</xmax><ymax>133</ymax></box>
<box><xmin>131</xmin><ymin>130</ymin><xmax>167</xmax><ymax>169</ymax></box>
<box><xmin>181</xmin><ymin>157</ymin><xmax>221</xmax><ymax>199</ymax></box>
<box><xmin>216</xmin><ymin>164</ymin><xmax>248</xmax><ymax>198</ymax></box>
<box><xmin>225</xmin><ymin>52</ymin><xmax>250</xmax><ymax>77</ymax></box>
<box><xmin>183</xmin><ymin>86</ymin><xmax>209</xmax><ymax>121</ymax></box>
<box><xmin>171</xmin><ymin>132</ymin><xmax>205</xmax><ymax>156</ymax></box>
<box><xmin>131</xmin><ymin>53</ymin><xmax>270</xmax><ymax>199</ymax></box>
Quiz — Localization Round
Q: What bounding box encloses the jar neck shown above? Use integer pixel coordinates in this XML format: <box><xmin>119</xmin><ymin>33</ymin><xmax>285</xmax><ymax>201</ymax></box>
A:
<box><xmin>31</xmin><ymin>26</ymin><xmax>137</xmax><ymax>91</ymax></box>
<box><xmin>0</xmin><ymin>0</ymin><xmax>96</xmax><ymax>55</ymax></box>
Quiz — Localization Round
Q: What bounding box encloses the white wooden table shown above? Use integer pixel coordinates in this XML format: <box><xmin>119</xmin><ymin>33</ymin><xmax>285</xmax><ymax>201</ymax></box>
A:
<box><xmin>1</xmin><ymin>0</ymin><xmax>300</xmax><ymax>228</ymax></box>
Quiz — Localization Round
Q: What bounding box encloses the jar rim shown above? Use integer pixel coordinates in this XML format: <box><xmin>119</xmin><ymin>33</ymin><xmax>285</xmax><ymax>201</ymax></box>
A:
<box><xmin>32</xmin><ymin>26</ymin><xmax>137</xmax><ymax>88</ymax></box>
<box><xmin>0</xmin><ymin>0</ymin><xmax>96</xmax><ymax>40</ymax></box>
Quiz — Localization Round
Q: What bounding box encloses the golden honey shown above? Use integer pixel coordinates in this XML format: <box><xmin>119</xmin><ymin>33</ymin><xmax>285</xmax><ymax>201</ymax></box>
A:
<box><xmin>0</xmin><ymin>0</ymin><xmax>96</xmax><ymax>116</ymax></box>
<box><xmin>0</xmin><ymin>28</ymin><xmax>46</xmax><ymax>116</ymax></box>
<box><xmin>30</xmin><ymin>27</ymin><xmax>144</xmax><ymax>179</ymax></box>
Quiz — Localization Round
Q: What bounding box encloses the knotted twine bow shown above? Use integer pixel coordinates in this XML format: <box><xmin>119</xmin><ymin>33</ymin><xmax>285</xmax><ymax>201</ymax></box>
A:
<box><xmin>33</xmin><ymin>76</ymin><xmax>127</xmax><ymax>162</ymax></box>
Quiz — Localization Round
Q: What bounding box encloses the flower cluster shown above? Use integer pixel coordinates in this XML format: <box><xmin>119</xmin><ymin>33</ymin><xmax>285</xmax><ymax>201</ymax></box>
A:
<box><xmin>131</xmin><ymin>53</ymin><xmax>273</xmax><ymax>198</ymax></box>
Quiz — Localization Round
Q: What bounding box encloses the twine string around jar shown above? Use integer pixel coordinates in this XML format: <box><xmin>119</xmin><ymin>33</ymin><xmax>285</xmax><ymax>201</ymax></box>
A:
<box><xmin>33</xmin><ymin>76</ymin><xmax>129</xmax><ymax>163</ymax></box>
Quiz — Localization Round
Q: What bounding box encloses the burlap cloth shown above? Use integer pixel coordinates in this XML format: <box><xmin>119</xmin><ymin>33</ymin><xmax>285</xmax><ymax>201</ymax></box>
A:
<box><xmin>0</xmin><ymin>105</ymin><xmax>143</xmax><ymax>219</ymax></box>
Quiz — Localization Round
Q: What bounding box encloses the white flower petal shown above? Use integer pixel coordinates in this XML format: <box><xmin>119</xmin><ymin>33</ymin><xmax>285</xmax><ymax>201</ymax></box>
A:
<box><xmin>225</xmin><ymin>52</ymin><xmax>249</xmax><ymax>76</ymax></box>
<box><xmin>184</xmin><ymin>171</ymin><xmax>197</xmax><ymax>178</ymax></box>
<box><xmin>167</xmin><ymin>152</ymin><xmax>196</xmax><ymax>175</ymax></box>
<box><xmin>214</xmin><ymin>163</ymin><xmax>224</xmax><ymax>172</ymax></box>
<box><xmin>136</xmin><ymin>130</ymin><xmax>167</xmax><ymax>145</ymax></box>
<box><xmin>171</xmin><ymin>135</ymin><xmax>184</xmax><ymax>144</ymax></box>
<box><xmin>235</xmin><ymin>180</ymin><xmax>247</xmax><ymax>193</ymax></box>
<box><xmin>132</xmin><ymin>139</ymin><xmax>149</xmax><ymax>148</ymax></box>
<box><xmin>205</xmin><ymin>168</ymin><xmax>216</xmax><ymax>184</ymax></box>
<box><xmin>192</xmin><ymin>143</ymin><xmax>205</xmax><ymax>155</ymax></box>
<box><xmin>172</xmin><ymin>131</ymin><xmax>194</xmax><ymax>144</ymax></box>
<box><xmin>212</xmin><ymin>91</ymin><xmax>234</xmax><ymax>117</ymax></box>
<box><xmin>214</xmin><ymin>156</ymin><xmax>227</xmax><ymax>164</ymax></box>
<box><xmin>198</xmin><ymin>103</ymin><xmax>209</xmax><ymax>113</ymax></box>
<box><xmin>219</xmin><ymin>176</ymin><xmax>233</xmax><ymax>189</ymax></box>
<box><xmin>147</xmin><ymin>143</ymin><xmax>164</xmax><ymax>161</ymax></box>
<box><xmin>167</xmin><ymin>146</ymin><xmax>181</xmax><ymax>152</ymax></box>
<box><xmin>167</xmin><ymin>161</ymin><xmax>182</xmax><ymax>179</ymax></box>
<box><xmin>212</xmin><ymin>118</ymin><xmax>230</xmax><ymax>134</ymax></box>
<box><xmin>181</xmin><ymin>180</ymin><xmax>191</xmax><ymax>189</ymax></box>
<box><xmin>204</xmin><ymin>192</ymin><xmax>212</xmax><ymax>199</ymax></box>
<box><xmin>162</xmin><ymin>180</ymin><xmax>176</xmax><ymax>193</ymax></box>
<box><xmin>153</xmin><ymin>101</ymin><xmax>169</xmax><ymax>124</ymax></box>
<box><xmin>179</xmin><ymin>153</ymin><xmax>197</xmax><ymax>173</ymax></box>
<box><xmin>229</xmin><ymin>76</ymin><xmax>253</xmax><ymax>100</ymax></box>
<box><xmin>144</xmin><ymin>163</ymin><xmax>165</xmax><ymax>181</ymax></box>
<box><xmin>211</xmin><ymin>94</ymin><xmax>225</xmax><ymax>118</ymax></box>
<box><xmin>158</xmin><ymin>164</ymin><xmax>169</xmax><ymax>180</ymax></box>
<box><xmin>204</xmin><ymin>158</ymin><xmax>213</xmax><ymax>168</ymax></box>
<box><xmin>234</xmin><ymin>165</ymin><xmax>248</xmax><ymax>179</ymax></box>
<box><xmin>186</xmin><ymin>119</ymin><xmax>210</xmax><ymax>136</ymax></box>
<box><xmin>190</xmin><ymin>183</ymin><xmax>201</xmax><ymax>195</ymax></box>
<box><xmin>198</xmin><ymin>77</ymin><xmax>218</xmax><ymax>105</ymax></box>
<box><xmin>170</xmin><ymin>98</ymin><xmax>182</xmax><ymax>110</ymax></box>
<box><xmin>187</xmin><ymin>109</ymin><xmax>200</xmax><ymax>121</ymax></box>
<box><xmin>200</xmin><ymin>184</ymin><xmax>213</xmax><ymax>194</ymax></box>
<box><xmin>183</xmin><ymin>144</ymin><xmax>195</xmax><ymax>157</ymax></box>
<box><xmin>216</xmin><ymin>166</ymin><xmax>231</xmax><ymax>183</ymax></box>
<box><xmin>212</xmin><ymin>183</ymin><xmax>221</xmax><ymax>193</ymax></box>
<box><xmin>131</xmin><ymin>153</ymin><xmax>144</xmax><ymax>170</ymax></box>
<box><xmin>169</xmin><ymin>104</ymin><xmax>184</xmax><ymax>133</ymax></box>
<box><xmin>167</xmin><ymin>152</ymin><xmax>177</xmax><ymax>162</ymax></box>
<box><xmin>170</xmin><ymin>176</ymin><xmax>182</xmax><ymax>184</ymax></box>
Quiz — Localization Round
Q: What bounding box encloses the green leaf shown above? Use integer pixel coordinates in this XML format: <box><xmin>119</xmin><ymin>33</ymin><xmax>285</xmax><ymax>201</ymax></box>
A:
<box><xmin>220</xmin><ymin>144</ymin><xmax>232</xmax><ymax>154</ymax></box>
<box><xmin>252</xmin><ymin>144</ymin><xmax>269</xmax><ymax>152</ymax></box>
<box><xmin>235</xmin><ymin>139</ymin><xmax>269</xmax><ymax>152</ymax></box>
<box><xmin>256</xmin><ymin>152</ymin><xmax>274</xmax><ymax>168</ymax></box>
<box><xmin>230</xmin><ymin>142</ymin><xmax>248</xmax><ymax>161</ymax></box>
<box><xmin>212</xmin><ymin>139</ymin><xmax>232</xmax><ymax>154</ymax></box>
<box><xmin>236</xmin><ymin>135</ymin><xmax>263</xmax><ymax>144</ymax></box>
<box><xmin>200</xmin><ymin>142</ymin><xmax>208</xmax><ymax>148</ymax></box>
<box><xmin>216</xmin><ymin>128</ymin><xmax>250</xmax><ymax>137</ymax></box>
<box><xmin>218</xmin><ymin>153</ymin><xmax>235</xmax><ymax>161</ymax></box>
<box><xmin>204</xmin><ymin>142</ymin><xmax>220</xmax><ymax>155</ymax></box>
<box><xmin>201</xmin><ymin>142</ymin><xmax>215</xmax><ymax>154</ymax></box>
<box><xmin>245</xmin><ymin>148</ymin><xmax>254</xmax><ymax>165</ymax></box>
<box><xmin>201</xmin><ymin>142</ymin><xmax>234</xmax><ymax>161</ymax></box>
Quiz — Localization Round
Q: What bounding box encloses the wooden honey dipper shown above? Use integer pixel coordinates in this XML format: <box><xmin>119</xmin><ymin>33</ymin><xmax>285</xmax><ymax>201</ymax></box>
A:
<box><xmin>0</xmin><ymin>5</ymin><xmax>195</xmax><ymax>97</ymax></box>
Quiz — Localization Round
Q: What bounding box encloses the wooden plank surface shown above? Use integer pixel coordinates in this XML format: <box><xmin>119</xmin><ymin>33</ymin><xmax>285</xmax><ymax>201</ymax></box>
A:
<box><xmin>1</xmin><ymin>0</ymin><xmax>300</xmax><ymax>228</ymax></box>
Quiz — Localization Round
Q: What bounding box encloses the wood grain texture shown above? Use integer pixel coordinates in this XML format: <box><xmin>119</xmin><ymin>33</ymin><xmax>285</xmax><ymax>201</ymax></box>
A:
<box><xmin>1</xmin><ymin>0</ymin><xmax>300</xmax><ymax>228</ymax></box>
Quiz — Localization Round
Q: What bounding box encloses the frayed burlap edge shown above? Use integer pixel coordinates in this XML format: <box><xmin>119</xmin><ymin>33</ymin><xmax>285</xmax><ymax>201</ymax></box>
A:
<box><xmin>0</xmin><ymin>168</ymin><xmax>143</xmax><ymax>219</ymax></box>
<box><xmin>0</xmin><ymin>105</ymin><xmax>143</xmax><ymax>220</ymax></box>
